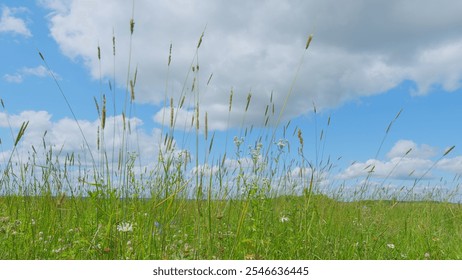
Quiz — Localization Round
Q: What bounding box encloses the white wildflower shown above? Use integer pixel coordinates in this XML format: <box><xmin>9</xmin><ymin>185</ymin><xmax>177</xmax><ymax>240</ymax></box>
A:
<box><xmin>250</xmin><ymin>142</ymin><xmax>263</xmax><ymax>161</ymax></box>
<box><xmin>117</xmin><ymin>222</ymin><xmax>133</xmax><ymax>232</ymax></box>
<box><xmin>233</xmin><ymin>136</ymin><xmax>244</xmax><ymax>147</ymax></box>
<box><xmin>276</xmin><ymin>139</ymin><xmax>288</xmax><ymax>150</ymax></box>
<box><xmin>280</xmin><ymin>215</ymin><xmax>289</xmax><ymax>223</ymax></box>
<box><xmin>387</xmin><ymin>243</ymin><xmax>395</xmax><ymax>249</ymax></box>
<box><xmin>52</xmin><ymin>247</ymin><xmax>64</xmax><ymax>254</ymax></box>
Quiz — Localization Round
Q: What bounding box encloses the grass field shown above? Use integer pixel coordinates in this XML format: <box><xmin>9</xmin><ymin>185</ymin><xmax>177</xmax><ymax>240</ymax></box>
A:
<box><xmin>1</xmin><ymin>194</ymin><xmax>462</xmax><ymax>259</ymax></box>
<box><xmin>1</xmin><ymin>10</ymin><xmax>461</xmax><ymax>260</ymax></box>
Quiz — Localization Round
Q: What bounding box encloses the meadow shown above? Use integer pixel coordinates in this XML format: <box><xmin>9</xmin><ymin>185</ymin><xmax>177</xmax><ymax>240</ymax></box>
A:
<box><xmin>1</xmin><ymin>15</ymin><xmax>461</xmax><ymax>260</ymax></box>
<box><xmin>1</xmin><ymin>194</ymin><xmax>462</xmax><ymax>259</ymax></box>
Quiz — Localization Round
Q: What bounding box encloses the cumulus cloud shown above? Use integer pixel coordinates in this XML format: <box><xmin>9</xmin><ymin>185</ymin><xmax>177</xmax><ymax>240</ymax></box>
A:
<box><xmin>386</xmin><ymin>139</ymin><xmax>438</xmax><ymax>159</ymax></box>
<box><xmin>437</xmin><ymin>156</ymin><xmax>462</xmax><ymax>174</ymax></box>
<box><xmin>0</xmin><ymin>110</ymin><xmax>162</xmax><ymax>169</ymax></box>
<box><xmin>339</xmin><ymin>157</ymin><xmax>433</xmax><ymax>180</ymax></box>
<box><xmin>37</xmin><ymin>0</ymin><xmax>462</xmax><ymax>131</ymax></box>
<box><xmin>0</xmin><ymin>6</ymin><xmax>32</xmax><ymax>37</ymax></box>
<box><xmin>338</xmin><ymin>140</ymin><xmax>460</xmax><ymax>181</ymax></box>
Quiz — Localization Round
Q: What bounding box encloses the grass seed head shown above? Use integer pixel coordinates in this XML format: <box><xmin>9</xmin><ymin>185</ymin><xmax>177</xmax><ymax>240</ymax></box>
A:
<box><xmin>245</xmin><ymin>92</ymin><xmax>252</xmax><ymax>112</ymax></box>
<box><xmin>229</xmin><ymin>88</ymin><xmax>234</xmax><ymax>112</ymax></box>
<box><xmin>130</xmin><ymin>18</ymin><xmax>135</xmax><ymax>35</ymax></box>
<box><xmin>191</xmin><ymin>77</ymin><xmax>196</xmax><ymax>92</ymax></box>
<box><xmin>122</xmin><ymin>112</ymin><xmax>126</xmax><ymax>131</ymax></box>
<box><xmin>444</xmin><ymin>145</ymin><xmax>455</xmax><ymax>157</ymax></box>
<box><xmin>130</xmin><ymin>80</ymin><xmax>135</xmax><ymax>101</ymax></box>
<box><xmin>97</xmin><ymin>126</ymin><xmax>100</xmax><ymax>150</ymax></box>
<box><xmin>94</xmin><ymin>97</ymin><xmax>100</xmax><ymax>116</ymax></box>
<box><xmin>205</xmin><ymin>112</ymin><xmax>208</xmax><ymax>140</ymax></box>
<box><xmin>14</xmin><ymin>121</ymin><xmax>29</xmax><ymax>147</ymax></box>
<box><xmin>170</xmin><ymin>97</ymin><xmax>174</xmax><ymax>128</ymax></box>
<box><xmin>305</xmin><ymin>34</ymin><xmax>313</xmax><ymax>50</ymax></box>
<box><xmin>168</xmin><ymin>43</ymin><xmax>172</xmax><ymax>66</ymax></box>
<box><xmin>101</xmin><ymin>94</ymin><xmax>106</xmax><ymax>129</ymax></box>
<box><xmin>297</xmin><ymin>129</ymin><xmax>304</xmax><ymax>148</ymax></box>
<box><xmin>134</xmin><ymin>66</ymin><xmax>138</xmax><ymax>86</ymax></box>
<box><xmin>197</xmin><ymin>32</ymin><xmax>204</xmax><ymax>49</ymax></box>
<box><xmin>180</xmin><ymin>95</ymin><xmax>185</xmax><ymax>108</ymax></box>
<box><xmin>112</xmin><ymin>33</ymin><xmax>116</xmax><ymax>56</ymax></box>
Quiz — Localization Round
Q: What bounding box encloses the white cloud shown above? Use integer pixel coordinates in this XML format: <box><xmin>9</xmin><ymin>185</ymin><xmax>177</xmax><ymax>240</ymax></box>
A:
<box><xmin>0</xmin><ymin>6</ymin><xmax>32</xmax><ymax>37</ymax></box>
<box><xmin>386</xmin><ymin>139</ymin><xmax>438</xmax><ymax>159</ymax></box>
<box><xmin>37</xmin><ymin>0</ymin><xmax>71</xmax><ymax>15</ymax></box>
<box><xmin>3</xmin><ymin>65</ymin><xmax>58</xmax><ymax>83</ymax></box>
<box><xmin>0</xmin><ymin>110</ymin><xmax>162</xmax><ymax>169</ymax></box>
<box><xmin>338</xmin><ymin>140</ymin><xmax>461</xmax><ymax>181</ymax></box>
<box><xmin>38</xmin><ymin>0</ymin><xmax>462</xmax><ymax>131</ymax></box>
<box><xmin>21</xmin><ymin>65</ymin><xmax>49</xmax><ymax>77</ymax></box>
<box><xmin>3</xmin><ymin>73</ymin><xmax>23</xmax><ymax>83</ymax></box>
<box><xmin>338</xmin><ymin>157</ymin><xmax>433</xmax><ymax>180</ymax></box>
<box><xmin>437</xmin><ymin>156</ymin><xmax>462</xmax><ymax>174</ymax></box>
<box><xmin>409</xmin><ymin>40</ymin><xmax>462</xmax><ymax>94</ymax></box>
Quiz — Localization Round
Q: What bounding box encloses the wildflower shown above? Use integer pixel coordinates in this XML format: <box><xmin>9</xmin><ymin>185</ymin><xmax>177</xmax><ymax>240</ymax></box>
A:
<box><xmin>280</xmin><ymin>215</ymin><xmax>289</xmax><ymax>223</ymax></box>
<box><xmin>245</xmin><ymin>254</ymin><xmax>255</xmax><ymax>260</ymax></box>
<box><xmin>424</xmin><ymin>252</ymin><xmax>431</xmax><ymax>259</ymax></box>
<box><xmin>52</xmin><ymin>247</ymin><xmax>64</xmax><ymax>254</ymax></box>
<box><xmin>233</xmin><ymin>136</ymin><xmax>244</xmax><ymax>148</ymax></box>
<box><xmin>387</xmin><ymin>243</ymin><xmax>395</xmax><ymax>249</ymax></box>
<box><xmin>250</xmin><ymin>142</ymin><xmax>263</xmax><ymax>161</ymax></box>
<box><xmin>31</xmin><ymin>219</ymin><xmax>36</xmax><ymax>226</ymax></box>
<box><xmin>275</xmin><ymin>139</ymin><xmax>288</xmax><ymax>150</ymax></box>
<box><xmin>117</xmin><ymin>222</ymin><xmax>133</xmax><ymax>232</ymax></box>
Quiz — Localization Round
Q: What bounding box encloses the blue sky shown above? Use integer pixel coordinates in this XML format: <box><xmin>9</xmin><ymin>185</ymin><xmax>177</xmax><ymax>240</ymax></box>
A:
<box><xmin>1</xmin><ymin>0</ymin><xmax>462</xmax><ymax>200</ymax></box>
